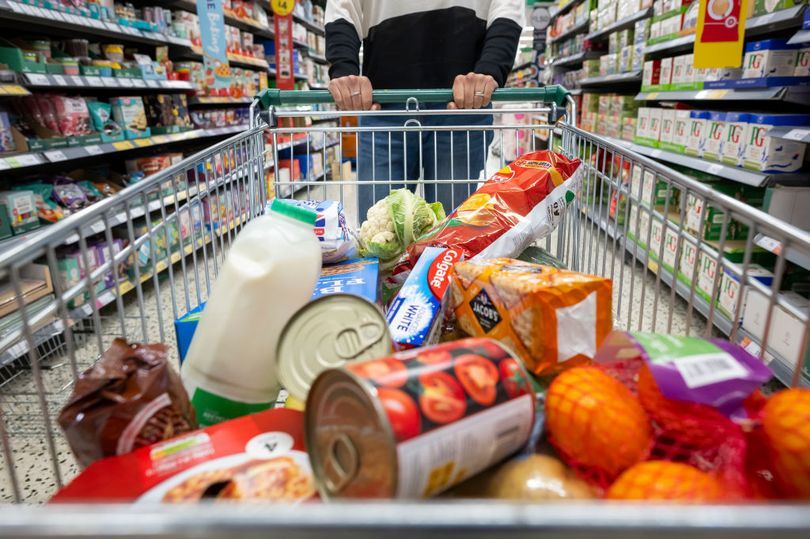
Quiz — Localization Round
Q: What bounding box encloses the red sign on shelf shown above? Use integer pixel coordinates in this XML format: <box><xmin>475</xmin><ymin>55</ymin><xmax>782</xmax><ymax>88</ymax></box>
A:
<box><xmin>274</xmin><ymin>13</ymin><xmax>295</xmax><ymax>90</ymax></box>
<box><xmin>699</xmin><ymin>0</ymin><xmax>743</xmax><ymax>43</ymax></box>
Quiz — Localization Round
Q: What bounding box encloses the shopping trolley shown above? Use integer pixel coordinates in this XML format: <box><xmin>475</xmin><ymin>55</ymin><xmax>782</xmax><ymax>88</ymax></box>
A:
<box><xmin>0</xmin><ymin>87</ymin><xmax>808</xmax><ymax>537</ymax></box>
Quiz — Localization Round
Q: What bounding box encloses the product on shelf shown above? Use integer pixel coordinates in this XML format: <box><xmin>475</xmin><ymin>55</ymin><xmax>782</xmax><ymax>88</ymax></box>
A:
<box><xmin>0</xmin><ymin>190</ymin><xmax>38</xmax><ymax>235</ymax></box>
<box><xmin>111</xmin><ymin>96</ymin><xmax>150</xmax><ymax>139</ymax></box>
<box><xmin>58</xmin><ymin>338</ymin><xmax>197</xmax><ymax>468</ymax></box>
<box><xmin>743</xmin><ymin>39</ymin><xmax>802</xmax><ymax>79</ymax></box>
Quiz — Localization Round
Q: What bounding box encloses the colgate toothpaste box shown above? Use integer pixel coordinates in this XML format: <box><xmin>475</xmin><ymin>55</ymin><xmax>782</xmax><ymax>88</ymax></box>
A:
<box><xmin>386</xmin><ymin>247</ymin><xmax>462</xmax><ymax>349</ymax></box>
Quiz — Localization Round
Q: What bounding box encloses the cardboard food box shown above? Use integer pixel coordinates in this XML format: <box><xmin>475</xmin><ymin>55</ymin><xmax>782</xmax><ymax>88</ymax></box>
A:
<box><xmin>52</xmin><ymin>409</ymin><xmax>315</xmax><ymax>503</ymax></box>
<box><xmin>0</xmin><ymin>264</ymin><xmax>54</xmax><ymax>318</ymax></box>
<box><xmin>0</xmin><ymin>190</ymin><xmax>39</xmax><ymax>235</ymax></box>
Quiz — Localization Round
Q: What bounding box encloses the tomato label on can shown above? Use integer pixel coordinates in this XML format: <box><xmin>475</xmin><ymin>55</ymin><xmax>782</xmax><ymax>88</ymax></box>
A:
<box><xmin>345</xmin><ymin>338</ymin><xmax>535</xmax><ymax>497</ymax></box>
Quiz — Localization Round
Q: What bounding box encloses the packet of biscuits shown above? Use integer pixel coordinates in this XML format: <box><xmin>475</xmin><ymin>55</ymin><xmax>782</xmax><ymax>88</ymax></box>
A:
<box><xmin>58</xmin><ymin>338</ymin><xmax>197</xmax><ymax>467</ymax></box>
<box><xmin>450</xmin><ymin>258</ymin><xmax>612</xmax><ymax>376</ymax></box>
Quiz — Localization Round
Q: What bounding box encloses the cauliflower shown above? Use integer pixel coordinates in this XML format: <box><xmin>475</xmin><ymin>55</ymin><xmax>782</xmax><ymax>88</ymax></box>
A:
<box><xmin>358</xmin><ymin>189</ymin><xmax>444</xmax><ymax>266</ymax></box>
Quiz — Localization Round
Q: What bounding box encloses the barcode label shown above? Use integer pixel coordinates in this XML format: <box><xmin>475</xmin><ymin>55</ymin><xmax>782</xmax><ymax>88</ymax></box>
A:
<box><xmin>674</xmin><ymin>353</ymin><xmax>749</xmax><ymax>389</ymax></box>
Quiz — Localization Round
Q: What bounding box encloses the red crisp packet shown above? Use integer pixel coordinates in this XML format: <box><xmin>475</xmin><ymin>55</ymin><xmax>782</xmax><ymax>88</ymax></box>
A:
<box><xmin>408</xmin><ymin>150</ymin><xmax>581</xmax><ymax>264</ymax></box>
<box><xmin>52</xmin><ymin>409</ymin><xmax>315</xmax><ymax>503</ymax></box>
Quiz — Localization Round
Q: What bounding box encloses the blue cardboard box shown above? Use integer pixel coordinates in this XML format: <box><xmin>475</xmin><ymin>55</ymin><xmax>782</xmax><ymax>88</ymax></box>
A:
<box><xmin>174</xmin><ymin>302</ymin><xmax>205</xmax><ymax>364</ymax></box>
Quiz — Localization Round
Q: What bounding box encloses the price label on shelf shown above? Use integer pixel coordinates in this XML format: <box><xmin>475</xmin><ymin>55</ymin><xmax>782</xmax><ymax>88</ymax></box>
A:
<box><xmin>113</xmin><ymin>141</ymin><xmax>133</xmax><ymax>151</ymax></box>
<box><xmin>85</xmin><ymin>76</ymin><xmax>103</xmax><ymax>86</ymax></box>
<box><xmin>119</xmin><ymin>78</ymin><xmax>134</xmax><ymax>87</ymax></box>
<box><xmin>5</xmin><ymin>154</ymin><xmax>41</xmax><ymax>167</ymax></box>
<box><xmin>133</xmin><ymin>79</ymin><xmax>146</xmax><ymax>88</ymax></box>
<box><xmin>69</xmin><ymin>76</ymin><xmax>83</xmax><ymax>85</ymax></box>
<box><xmin>102</xmin><ymin>78</ymin><xmax>119</xmax><ymax>87</ymax></box>
<box><xmin>26</xmin><ymin>73</ymin><xmax>49</xmax><ymax>86</ymax></box>
<box><xmin>8</xmin><ymin>2</ymin><xmax>23</xmax><ymax>13</ymax></box>
<box><xmin>757</xmin><ymin>235</ymin><xmax>782</xmax><ymax>255</ymax></box>
<box><xmin>133</xmin><ymin>138</ymin><xmax>152</xmax><ymax>147</ymax></box>
<box><xmin>85</xmin><ymin>145</ymin><xmax>104</xmax><ymax>156</ymax></box>
<box><xmin>104</xmin><ymin>22</ymin><xmax>118</xmax><ymax>31</ymax></box>
<box><xmin>0</xmin><ymin>159</ymin><xmax>10</xmax><ymax>171</ymax></box>
<box><xmin>52</xmin><ymin>75</ymin><xmax>67</xmax><ymax>86</ymax></box>
<box><xmin>146</xmin><ymin>80</ymin><xmax>158</xmax><ymax>88</ymax></box>
<box><xmin>151</xmin><ymin>135</ymin><xmax>170</xmax><ymax>144</ymax></box>
<box><xmin>784</xmin><ymin>129</ymin><xmax>810</xmax><ymax>142</ymax></box>
<box><xmin>51</xmin><ymin>12</ymin><xmax>65</xmax><ymax>22</ymax></box>
<box><xmin>707</xmin><ymin>163</ymin><xmax>724</xmax><ymax>175</ymax></box>
<box><xmin>45</xmin><ymin>150</ymin><xmax>68</xmax><ymax>162</ymax></box>
<box><xmin>89</xmin><ymin>18</ymin><xmax>104</xmax><ymax>29</ymax></box>
<box><xmin>18</xmin><ymin>3</ymin><xmax>33</xmax><ymax>15</ymax></box>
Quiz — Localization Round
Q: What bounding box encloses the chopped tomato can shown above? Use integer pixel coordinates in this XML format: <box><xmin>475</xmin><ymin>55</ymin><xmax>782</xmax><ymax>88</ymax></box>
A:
<box><xmin>305</xmin><ymin>337</ymin><xmax>536</xmax><ymax>499</ymax></box>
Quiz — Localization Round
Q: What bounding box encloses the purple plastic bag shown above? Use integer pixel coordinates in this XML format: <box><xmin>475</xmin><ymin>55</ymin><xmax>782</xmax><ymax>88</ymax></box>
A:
<box><xmin>595</xmin><ymin>331</ymin><xmax>772</xmax><ymax>419</ymax></box>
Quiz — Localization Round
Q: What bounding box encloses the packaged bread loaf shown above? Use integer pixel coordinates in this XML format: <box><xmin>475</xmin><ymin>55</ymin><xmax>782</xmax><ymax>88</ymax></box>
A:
<box><xmin>450</xmin><ymin>258</ymin><xmax>612</xmax><ymax>376</ymax></box>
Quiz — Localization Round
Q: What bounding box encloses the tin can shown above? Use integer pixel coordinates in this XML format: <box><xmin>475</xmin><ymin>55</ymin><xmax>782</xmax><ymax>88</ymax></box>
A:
<box><xmin>305</xmin><ymin>337</ymin><xmax>536</xmax><ymax>499</ymax></box>
<box><xmin>276</xmin><ymin>294</ymin><xmax>392</xmax><ymax>402</ymax></box>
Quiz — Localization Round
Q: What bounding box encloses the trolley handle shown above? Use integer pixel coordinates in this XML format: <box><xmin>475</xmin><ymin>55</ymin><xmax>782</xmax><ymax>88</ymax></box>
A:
<box><xmin>257</xmin><ymin>86</ymin><xmax>571</xmax><ymax>109</ymax></box>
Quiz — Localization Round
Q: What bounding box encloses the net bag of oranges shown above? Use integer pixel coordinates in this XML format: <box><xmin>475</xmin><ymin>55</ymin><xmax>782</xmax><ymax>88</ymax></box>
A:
<box><xmin>545</xmin><ymin>330</ymin><xmax>774</xmax><ymax>499</ymax></box>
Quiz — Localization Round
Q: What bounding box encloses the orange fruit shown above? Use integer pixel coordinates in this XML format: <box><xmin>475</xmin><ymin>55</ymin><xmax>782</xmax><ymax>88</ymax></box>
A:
<box><xmin>607</xmin><ymin>461</ymin><xmax>724</xmax><ymax>501</ymax></box>
<box><xmin>637</xmin><ymin>363</ymin><xmax>733</xmax><ymax>449</ymax></box>
<box><xmin>761</xmin><ymin>388</ymin><xmax>810</xmax><ymax>499</ymax></box>
<box><xmin>546</xmin><ymin>366</ymin><xmax>652</xmax><ymax>478</ymax></box>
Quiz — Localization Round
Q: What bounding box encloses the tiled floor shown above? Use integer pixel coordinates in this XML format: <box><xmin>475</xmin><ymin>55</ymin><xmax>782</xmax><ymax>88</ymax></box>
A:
<box><xmin>0</xmin><ymin>178</ymin><xmax>715</xmax><ymax>504</ymax></box>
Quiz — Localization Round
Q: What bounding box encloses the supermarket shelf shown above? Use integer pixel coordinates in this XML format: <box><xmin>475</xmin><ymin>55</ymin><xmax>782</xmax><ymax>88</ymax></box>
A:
<box><xmin>550</xmin><ymin>0</ymin><xmax>583</xmax><ymax>21</ymax></box>
<box><xmin>579</xmin><ymin>71</ymin><xmax>642</xmax><ymax>87</ymax></box>
<box><xmin>623</xmin><ymin>233</ymin><xmax>806</xmax><ymax>387</ymax></box>
<box><xmin>636</xmin><ymin>86</ymin><xmax>810</xmax><ymax>105</ymax></box>
<box><xmin>0</xmin><ymin>0</ymin><xmax>192</xmax><ymax>46</ymax></box>
<box><xmin>293</xmin><ymin>39</ymin><xmax>309</xmax><ymax>50</ymax></box>
<box><xmin>548</xmin><ymin>19</ymin><xmax>590</xmax><ymax>44</ymax></box>
<box><xmin>585</xmin><ymin>8</ymin><xmax>653</xmax><ymax>42</ymax></box>
<box><xmin>308</xmin><ymin>83</ymin><xmax>328</xmax><ymax>90</ymax></box>
<box><xmin>0</xmin><ymin>314</ymin><xmax>64</xmax><ymax>370</ymax></box>
<box><xmin>0</xmin><ymin>83</ymin><xmax>29</xmax><ymax>96</ymax></box>
<box><xmin>604</xmin><ymin>136</ymin><xmax>809</xmax><ymax>187</ymax></box>
<box><xmin>755</xmin><ymin>234</ymin><xmax>810</xmax><ymax>272</ymax></box>
<box><xmin>789</xmin><ymin>28</ymin><xmax>810</xmax><ymax>45</ymax></box>
<box><xmin>643</xmin><ymin>5</ymin><xmax>806</xmax><ymax>56</ymax></box>
<box><xmin>766</xmin><ymin>126</ymin><xmax>810</xmax><ymax>143</ymax></box>
<box><xmin>188</xmin><ymin>96</ymin><xmax>252</xmax><ymax>105</ymax></box>
<box><xmin>551</xmin><ymin>51</ymin><xmax>601</xmax><ymax>67</ymax></box>
<box><xmin>306</xmin><ymin>52</ymin><xmax>328</xmax><ymax>64</ymax></box>
<box><xmin>293</xmin><ymin>14</ymin><xmax>325</xmax><ymax>35</ymax></box>
<box><xmin>294</xmin><ymin>73</ymin><xmax>309</xmax><ymax>81</ymax></box>
<box><xmin>154</xmin><ymin>0</ymin><xmax>274</xmax><ymax>39</ymax></box>
<box><xmin>22</xmin><ymin>72</ymin><xmax>192</xmax><ymax>91</ymax></box>
<box><xmin>179</xmin><ymin>46</ymin><xmax>269</xmax><ymax>69</ymax></box>
<box><xmin>0</xmin><ymin>125</ymin><xmax>247</xmax><ymax>173</ymax></box>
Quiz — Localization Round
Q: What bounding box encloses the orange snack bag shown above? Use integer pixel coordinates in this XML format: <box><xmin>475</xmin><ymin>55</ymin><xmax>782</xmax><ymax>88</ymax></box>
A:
<box><xmin>449</xmin><ymin>258</ymin><xmax>612</xmax><ymax>376</ymax></box>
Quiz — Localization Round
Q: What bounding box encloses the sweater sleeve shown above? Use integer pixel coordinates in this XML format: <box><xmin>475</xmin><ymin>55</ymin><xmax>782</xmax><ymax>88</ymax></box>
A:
<box><xmin>325</xmin><ymin>0</ymin><xmax>363</xmax><ymax>79</ymax></box>
<box><xmin>474</xmin><ymin>0</ymin><xmax>525</xmax><ymax>87</ymax></box>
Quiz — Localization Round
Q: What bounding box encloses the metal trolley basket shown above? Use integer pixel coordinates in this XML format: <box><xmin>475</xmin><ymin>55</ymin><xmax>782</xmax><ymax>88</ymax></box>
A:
<box><xmin>0</xmin><ymin>87</ymin><xmax>808</xmax><ymax>537</ymax></box>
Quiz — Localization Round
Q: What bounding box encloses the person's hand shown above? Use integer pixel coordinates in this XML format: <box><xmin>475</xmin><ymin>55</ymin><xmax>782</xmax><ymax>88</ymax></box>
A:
<box><xmin>448</xmin><ymin>72</ymin><xmax>498</xmax><ymax>109</ymax></box>
<box><xmin>328</xmin><ymin>75</ymin><xmax>380</xmax><ymax>111</ymax></box>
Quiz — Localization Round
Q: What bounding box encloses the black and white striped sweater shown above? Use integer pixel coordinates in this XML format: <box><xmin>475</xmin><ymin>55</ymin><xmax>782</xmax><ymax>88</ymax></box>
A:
<box><xmin>325</xmin><ymin>0</ymin><xmax>525</xmax><ymax>89</ymax></box>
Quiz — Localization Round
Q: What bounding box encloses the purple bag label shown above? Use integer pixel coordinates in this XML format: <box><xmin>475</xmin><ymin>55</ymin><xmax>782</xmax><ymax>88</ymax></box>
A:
<box><xmin>629</xmin><ymin>332</ymin><xmax>772</xmax><ymax>417</ymax></box>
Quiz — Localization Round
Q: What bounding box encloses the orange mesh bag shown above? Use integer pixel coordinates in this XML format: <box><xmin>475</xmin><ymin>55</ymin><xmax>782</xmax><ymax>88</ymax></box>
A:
<box><xmin>758</xmin><ymin>388</ymin><xmax>810</xmax><ymax>499</ymax></box>
<box><xmin>606</xmin><ymin>461</ymin><xmax>725</xmax><ymax>502</ymax></box>
<box><xmin>584</xmin><ymin>330</ymin><xmax>773</xmax><ymax>498</ymax></box>
<box><xmin>545</xmin><ymin>366</ymin><xmax>652</xmax><ymax>490</ymax></box>
<box><xmin>450</xmin><ymin>259</ymin><xmax>612</xmax><ymax>377</ymax></box>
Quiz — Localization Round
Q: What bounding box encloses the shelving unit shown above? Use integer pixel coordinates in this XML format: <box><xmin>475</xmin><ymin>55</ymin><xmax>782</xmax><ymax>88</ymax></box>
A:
<box><xmin>21</xmin><ymin>73</ymin><xmax>193</xmax><ymax>91</ymax></box>
<box><xmin>584</xmin><ymin>8</ymin><xmax>652</xmax><ymax>42</ymax></box>
<box><xmin>548</xmin><ymin>18</ymin><xmax>590</xmax><ymax>44</ymax></box>
<box><xmin>551</xmin><ymin>51</ymin><xmax>601</xmax><ymax>68</ymax></box>
<box><xmin>579</xmin><ymin>71</ymin><xmax>643</xmax><ymax>87</ymax></box>
<box><xmin>636</xmin><ymin>86</ymin><xmax>810</xmax><ymax>105</ymax></box>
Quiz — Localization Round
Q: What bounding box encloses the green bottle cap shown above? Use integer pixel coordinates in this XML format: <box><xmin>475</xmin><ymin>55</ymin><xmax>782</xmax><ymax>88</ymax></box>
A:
<box><xmin>269</xmin><ymin>198</ymin><xmax>317</xmax><ymax>226</ymax></box>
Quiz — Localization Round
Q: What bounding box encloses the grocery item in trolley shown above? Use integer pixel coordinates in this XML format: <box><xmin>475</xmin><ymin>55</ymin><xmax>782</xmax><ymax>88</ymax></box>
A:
<box><xmin>407</xmin><ymin>150</ymin><xmax>581</xmax><ymax>264</ymax></box>
<box><xmin>449</xmin><ymin>258</ymin><xmax>612</xmax><ymax>376</ymax></box>
<box><xmin>284</xmin><ymin>199</ymin><xmax>358</xmax><ymax>263</ymax></box>
<box><xmin>276</xmin><ymin>294</ymin><xmax>392</xmax><ymax>402</ymax></box>
<box><xmin>181</xmin><ymin>200</ymin><xmax>321</xmax><ymax>427</ymax></box>
<box><xmin>305</xmin><ymin>338</ymin><xmax>536</xmax><ymax>499</ymax></box>
<box><xmin>174</xmin><ymin>303</ymin><xmax>205</xmax><ymax>364</ymax></box>
<box><xmin>53</xmin><ymin>409</ymin><xmax>315</xmax><ymax>503</ymax></box>
<box><xmin>358</xmin><ymin>188</ymin><xmax>445</xmax><ymax>268</ymax></box>
<box><xmin>58</xmin><ymin>339</ymin><xmax>197</xmax><ymax>468</ymax></box>
<box><xmin>386</xmin><ymin>247</ymin><xmax>462</xmax><ymax>349</ymax></box>
<box><xmin>311</xmin><ymin>257</ymin><xmax>380</xmax><ymax>303</ymax></box>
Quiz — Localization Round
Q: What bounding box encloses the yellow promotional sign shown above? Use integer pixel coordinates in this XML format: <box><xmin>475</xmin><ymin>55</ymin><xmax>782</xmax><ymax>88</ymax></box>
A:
<box><xmin>271</xmin><ymin>0</ymin><xmax>295</xmax><ymax>16</ymax></box>
<box><xmin>694</xmin><ymin>0</ymin><xmax>750</xmax><ymax>68</ymax></box>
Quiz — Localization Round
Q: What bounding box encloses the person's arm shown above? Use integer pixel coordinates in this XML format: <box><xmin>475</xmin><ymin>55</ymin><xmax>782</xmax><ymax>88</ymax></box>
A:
<box><xmin>451</xmin><ymin>0</ymin><xmax>524</xmax><ymax>109</ymax></box>
<box><xmin>325</xmin><ymin>0</ymin><xmax>376</xmax><ymax>110</ymax></box>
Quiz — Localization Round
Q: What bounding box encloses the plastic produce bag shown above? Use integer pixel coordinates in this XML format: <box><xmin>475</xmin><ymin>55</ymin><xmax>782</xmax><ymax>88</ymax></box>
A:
<box><xmin>58</xmin><ymin>339</ymin><xmax>197</xmax><ymax>467</ymax></box>
<box><xmin>284</xmin><ymin>199</ymin><xmax>357</xmax><ymax>263</ymax></box>
<box><xmin>407</xmin><ymin>150</ymin><xmax>581</xmax><ymax>264</ymax></box>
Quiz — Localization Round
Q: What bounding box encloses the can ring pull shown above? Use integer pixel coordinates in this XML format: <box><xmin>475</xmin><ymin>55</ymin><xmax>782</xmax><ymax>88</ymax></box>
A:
<box><xmin>323</xmin><ymin>433</ymin><xmax>359</xmax><ymax>493</ymax></box>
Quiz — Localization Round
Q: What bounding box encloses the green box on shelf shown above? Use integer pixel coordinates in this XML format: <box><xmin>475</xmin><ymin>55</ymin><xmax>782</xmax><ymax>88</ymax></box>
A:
<box><xmin>114</xmin><ymin>67</ymin><xmax>142</xmax><ymax>79</ymax></box>
<box><xmin>124</xmin><ymin>129</ymin><xmax>152</xmax><ymax>141</ymax></box>
<box><xmin>26</xmin><ymin>137</ymin><xmax>70</xmax><ymax>151</ymax></box>
<box><xmin>45</xmin><ymin>63</ymin><xmax>65</xmax><ymax>75</ymax></box>
<box><xmin>0</xmin><ymin>47</ymin><xmax>47</xmax><ymax>73</ymax></box>
<box><xmin>752</xmin><ymin>0</ymin><xmax>804</xmax><ymax>16</ymax></box>
<box><xmin>100</xmin><ymin>131</ymin><xmax>125</xmax><ymax>143</ymax></box>
<box><xmin>81</xmin><ymin>65</ymin><xmax>109</xmax><ymax>77</ymax></box>
<box><xmin>0</xmin><ymin>200</ymin><xmax>12</xmax><ymax>241</ymax></box>
<box><xmin>66</xmin><ymin>133</ymin><xmax>103</xmax><ymax>147</ymax></box>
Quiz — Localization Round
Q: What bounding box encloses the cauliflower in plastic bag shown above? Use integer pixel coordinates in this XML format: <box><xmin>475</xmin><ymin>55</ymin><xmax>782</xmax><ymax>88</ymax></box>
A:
<box><xmin>359</xmin><ymin>189</ymin><xmax>445</xmax><ymax>267</ymax></box>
